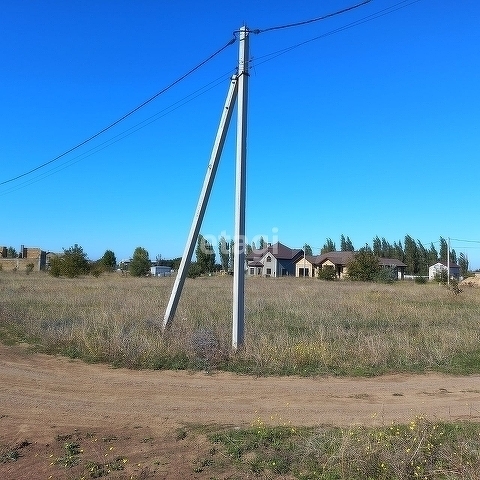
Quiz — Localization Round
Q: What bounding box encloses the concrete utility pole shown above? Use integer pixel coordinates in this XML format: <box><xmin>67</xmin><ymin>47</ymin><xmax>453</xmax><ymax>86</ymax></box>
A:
<box><xmin>232</xmin><ymin>26</ymin><xmax>249</xmax><ymax>349</ymax></box>
<box><xmin>163</xmin><ymin>26</ymin><xmax>250</xmax><ymax>351</ymax></box>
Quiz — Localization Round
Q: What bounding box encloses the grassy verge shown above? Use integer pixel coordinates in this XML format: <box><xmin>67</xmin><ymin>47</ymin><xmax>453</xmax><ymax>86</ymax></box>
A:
<box><xmin>206</xmin><ymin>417</ymin><xmax>480</xmax><ymax>479</ymax></box>
<box><xmin>3</xmin><ymin>419</ymin><xmax>478</xmax><ymax>479</ymax></box>
<box><xmin>1</xmin><ymin>272</ymin><xmax>479</xmax><ymax>376</ymax></box>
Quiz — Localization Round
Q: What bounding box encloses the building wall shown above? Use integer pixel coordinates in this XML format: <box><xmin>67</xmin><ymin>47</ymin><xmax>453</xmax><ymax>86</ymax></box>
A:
<box><xmin>262</xmin><ymin>254</ymin><xmax>277</xmax><ymax>276</ymax></box>
<box><xmin>296</xmin><ymin>258</ymin><xmax>313</xmax><ymax>277</ymax></box>
<box><xmin>0</xmin><ymin>247</ymin><xmax>47</xmax><ymax>272</ymax></box>
<box><xmin>320</xmin><ymin>259</ymin><xmax>348</xmax><ymax>279</ymax></box>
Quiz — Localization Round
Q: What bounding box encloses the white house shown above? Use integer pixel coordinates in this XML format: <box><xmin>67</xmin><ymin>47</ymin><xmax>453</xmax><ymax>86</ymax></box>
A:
<box><xmin>150</xmin><ymin>265</ymin><xmax>172</xmax><ymax>277</ymax></box>
<box><xmin>428</xmin><ymin>262</ymin><xmax>460</xmax><ymax>280</ymax></box>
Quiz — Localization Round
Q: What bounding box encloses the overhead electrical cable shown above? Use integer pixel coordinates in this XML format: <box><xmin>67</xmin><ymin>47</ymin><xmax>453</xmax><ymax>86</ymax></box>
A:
<box><xmin>450</xmin><ymin>238</ymin><xmax>480</xmax><ymax>244</ymax></box>
<box><xmin>251</xmin><ymin>0</ymin><xmax>372</xmax><ymax>34</ymax></box>
<box><xmin>0</xmin><ymin>36</ymin><xmax>236</xmax><ymax>187</ymax></box>
<box><xmin>2</xmin><ymin>0</ymin><xmax>421</xmax><ymax>190</ymax></box>
<box><xmin>250</xmin><ymin>0</ymin><xmax>421</xmax><ymax>67</ymax></box>
<box><xmin>0</xmin><ymin>68</ymin><xmax>237</xmax><ymax>197</ymax></box>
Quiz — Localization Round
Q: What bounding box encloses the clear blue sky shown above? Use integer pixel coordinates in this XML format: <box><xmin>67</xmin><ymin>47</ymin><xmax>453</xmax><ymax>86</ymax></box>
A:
<box><xmin>2</xmin><ymin>1</ymin><xmax>479</xmax><ymax>269</ymax></box>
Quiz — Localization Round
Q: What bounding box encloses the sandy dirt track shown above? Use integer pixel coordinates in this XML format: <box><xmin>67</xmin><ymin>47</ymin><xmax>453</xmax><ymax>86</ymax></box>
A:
<box><xmin>1</xmin><ymin>343</ymin><xmax>479</xmax><ymax>479</ymax></box>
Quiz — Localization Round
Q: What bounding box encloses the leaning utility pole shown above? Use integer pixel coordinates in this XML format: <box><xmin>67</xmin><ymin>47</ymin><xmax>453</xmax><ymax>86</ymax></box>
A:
<box><xmin>163</xmin><ymin>26</ymin><xmax>249</xmax><ymax>350</ymax></box>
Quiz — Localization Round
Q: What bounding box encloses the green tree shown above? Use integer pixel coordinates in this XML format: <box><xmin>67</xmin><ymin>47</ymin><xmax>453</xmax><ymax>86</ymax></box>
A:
<box><xmin>218</xmin><ymin>236</ymin><xmax>230</xmax><ymax>271</ymax></box>
<box><xmin>6</xmin><ymin>247</ymin><xmax>17</xmax><ymax>258</ymax></box>
<box><xmin>340</xmin><ymin>235</ymin><xmax>354</xmax><ymax>251</ymax></box>
<box><xmin>100</xmin><ymin>250</ymin><xmax>117</xmax><ymax>272</ymax></box>
<box><xmin>49</xmin><ymin>255</ymin><xmax>63</xmax><ymax>277</ymax></box>
<box><xmin>393</xmin><ymin>240</ymin><xmax>404</xmax><ymax>262</ymax></box>
<box><xmin>439</xmin><ymin>237</ymin><xmax>448</xmax><ymax>262</ymax></box>
<box><xmin>450</xmin><ymin>248</ymin><xmax>457</xmax><ymax>264</ymax></box>
<box><xmin>382</xmin><ymin>237</ymin><xmax>394</xmax><ymax>257</ymax></box>
<box><xmin>303</xmin><ymin>244</ymin><xmax>313</xmax><ymax>256</ymax></box>
<box><xmin>428</xmin><ymin>243</ymin><xmax>438</xmax><ymax>266</ymax></box>
<box><xmin>404</xmin><ymin>235</ymin><xmax>419</xmax><ymax>275</ymax></box>
<box><xmin>416</xmin><ymin>239</ymin><xmax>429</xmax><ymax>276</ymax></box>
<box><xmin>49</xmin><ymin>244</ymin><xmax>90</xmax><ymax>278</ymax></box>
<box><xmin>258</xmin><ymin>236</ymin><xmax>266</xmax><ymax>249</ymax></box>
<box><xmin>129</xmin><ymin>247</ymin><xmax>151</xmax><ymax>277</ymax></box>
<box><xmin>346</xmin><ymin>248</ymin><xmax>380</xmax><ymax>281</ymax></box>
<box><xmin>63</xmin><ymin>244</ymin><xmax>90</xmax><ymax>277</ymax></box>
<box><xmin>321</xmin><ymin>238</ymin><xmax>336</xmax><ymax>254</ymax></box>
<box><xmin>318</xmin><ymin>264</ymin><xmax>336</xmax><ymax>280</ymax></box>
<box><xmin>372</xmin><ymin>236</ymin><xmax>382</xmax><ymax>257</ymax></box>
<box><xmin>188</xmin><ymin>262</ymin><xmax>203</xmax><ymax>278</ymax></box>
<box><xmin>196</xmin><ymin>234</ymin><xmax>215</xmax><ymax>274</ymax></box>
<box><xmin>458</xmin><ymin>252</ymin><xmax>469</xmax><ymax>277</ymax></box>
<box><xmin>229</xmin><ymin>239</ymin><xmax>234</xmax><ymax>272</ymax></box>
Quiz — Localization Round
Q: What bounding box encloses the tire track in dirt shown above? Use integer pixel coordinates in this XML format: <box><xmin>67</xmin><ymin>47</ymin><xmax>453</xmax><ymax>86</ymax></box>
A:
<box><xmin>1</xmin><ymin>343</ymin><xmax>479</xmax><ymax>439</ymax></box>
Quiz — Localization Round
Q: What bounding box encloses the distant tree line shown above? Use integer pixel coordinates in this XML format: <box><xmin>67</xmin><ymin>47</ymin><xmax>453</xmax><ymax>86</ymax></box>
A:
<box><xmin>316</xmin><ymin>234</ymin><xmax>469</xmax><ymax>278</ymax></box>
<box><xmin>9</xmin><ymin>230</ymin><xmax>471</xmax><ymax>279</ymax></box>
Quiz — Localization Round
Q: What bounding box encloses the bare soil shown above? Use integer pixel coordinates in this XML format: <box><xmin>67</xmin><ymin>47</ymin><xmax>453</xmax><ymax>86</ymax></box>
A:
<box><xmin>1</xmin><ymin>343</ymin><xmax>479</xmax><ymax>479</ymax></box>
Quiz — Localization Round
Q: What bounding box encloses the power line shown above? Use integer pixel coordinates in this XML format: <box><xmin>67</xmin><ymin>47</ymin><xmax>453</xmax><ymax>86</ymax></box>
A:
<box><xmin>1</xmin><ymin>0</ymin><xmax>421</xmax><ymax>189</ymax></box>
<box><xmin>0</xmin><ymin>68</ymin><xmax>236</xmax><ymax>197</ymax></box>
<box><xmin>251</xmin><ymin>0</ymin><xmax>372</xmax><ymax>34</ymax></box>
<box><xmin>250</xmin><ymin>0</ymin><xmax>422</xmax><ymax>67</ymax></box>
<box><xmin>450</xmin><ymin>238</ymin><xmax>480</xmax><ymax>244</ymax></box>
<box><xmin>0</xmin><ymin>36</ymin><xmax>236</xmax><ymax>187</ymax></box>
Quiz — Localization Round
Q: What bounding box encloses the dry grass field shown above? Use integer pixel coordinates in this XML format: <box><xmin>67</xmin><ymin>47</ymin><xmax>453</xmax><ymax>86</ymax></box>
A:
<box><xmin>1</xmin><ymin>272</ymin><xmax>480</xmax><ymax>479</ymax></box>
<box><xmin>1</xmin><ymin>272</ymin><xmax>480</xmax><ymax>376</ymax></box>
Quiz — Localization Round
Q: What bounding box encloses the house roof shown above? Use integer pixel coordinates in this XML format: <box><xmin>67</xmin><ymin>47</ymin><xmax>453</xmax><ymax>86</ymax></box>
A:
<box><xmin>297</xmin><ymin>251</ymin><xmax>406</xmax><ymax>268</ymax></box>
<box><xmin>317</xmin><ymin>251</ymin><xmax>355</xmax><ymax>266</ymax></box>
<box><xmin>378</xmin><ymin>257</ymin><xmax>407</xmax><ymax>267</ymax></box>
<box><xmin>247</xmin><ymin>242</ymin><xmax>303</xmax><ymax>262</ymax></box>
<box><xmin>430</xmin><ymin>261</ymin><xmax>460</xmax><ymax>269</ymax></box>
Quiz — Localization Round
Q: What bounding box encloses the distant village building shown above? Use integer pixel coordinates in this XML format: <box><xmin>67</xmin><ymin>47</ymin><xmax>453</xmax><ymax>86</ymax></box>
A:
<box><xmin>150</xmin><ymin>265</ymin><xmax>172</xmax><ymax>277</ymax></box>
<box><xmin>428</xmin><ymin>261</ymin><xmax>461</xmax><ymax>280</ymax></box>
<box><xmin>295</xmin><ymin>251</ymin><xmax>407</xmax><ymax>280</ymax></box>
<box><xmin>0</xmin><ymin>245</ymin><xmax>47</xmax><ymax>272</ymax></box>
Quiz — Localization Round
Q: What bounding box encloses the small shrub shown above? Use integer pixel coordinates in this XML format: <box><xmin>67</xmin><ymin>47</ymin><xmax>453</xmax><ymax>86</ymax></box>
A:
<box><xmin>25</xmin><ymin>263</ymin><xmax>34</xmax><ymax>275</ymax></box>
<box><xmin>449</xmin><ymin>278</ymin><xmax>462</xmax><ymax>295</ymax></box>
<box><xmin>434</xmin><ymin>269</ymin><xmax>448</xmax><ymax>285</ymax></box>
<box><xmin>90</xmin><ymin>267</ymin><xmax>102</xmax><ymax>278</ymax></box>
<box><xmin>188</xmin><ymin>262</ymin><xmax>203</xmax><ymax>279</ymax></box>
<box><xmin>317</xmin><ymin>265</ymin><xmax>336</xmax><ymax>281</ymax></box>
<box><xmin>414</xmin><ymin>276</ymin><xmax>427</xmax><ymax>284</ymax></box>
<box><xmin>374</xmin><ymin>267</ymin><xmax>396</xmax><ymax>284</ymax></box>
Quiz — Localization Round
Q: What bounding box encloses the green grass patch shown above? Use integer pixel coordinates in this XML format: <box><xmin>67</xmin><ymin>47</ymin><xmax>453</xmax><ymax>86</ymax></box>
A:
<box><xmin>208</xmin><ymin>417</ymin><xmax>480</xmax><ymax>479</ymax></box>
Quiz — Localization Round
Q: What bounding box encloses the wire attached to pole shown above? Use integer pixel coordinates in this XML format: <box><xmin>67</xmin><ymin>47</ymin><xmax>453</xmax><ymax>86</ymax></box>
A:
<box><xmin>251</xmin><ymin>0</ymin><xmax>372</xmax><ymax>34</ymax></box>
<box><xmin>0</xmin><ymin>36</ymin><xmax>236</xmax><ymax>187</ymax></box>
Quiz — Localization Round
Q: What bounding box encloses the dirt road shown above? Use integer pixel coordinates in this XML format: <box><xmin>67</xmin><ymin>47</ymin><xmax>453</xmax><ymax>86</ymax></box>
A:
<box><xmin>1</xmin><ymin>343</ymin><xmax>479</xmax><ymax>479</ymax></box>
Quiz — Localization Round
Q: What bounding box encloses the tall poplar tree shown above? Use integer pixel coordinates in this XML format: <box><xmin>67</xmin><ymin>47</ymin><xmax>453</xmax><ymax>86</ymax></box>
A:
<box><xmin>321</xmin><ymin>238</ymin><xmax>336</xmax><ymax>254</ymax></box>
<box><xmin>218</xmin><ymin>236</ymin><xmax>229</xmax><ymax>271</ymax></box>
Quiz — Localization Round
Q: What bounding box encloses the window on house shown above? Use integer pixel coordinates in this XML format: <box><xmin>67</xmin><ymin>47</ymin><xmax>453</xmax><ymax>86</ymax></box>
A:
<box><xmin>250</xmin><ymin>268</ymin><xmax>254</xmax><ymax>275</ymax></box>
<box><xmin>299</xmin><ymin>268</ymin><xmax>310</xmax><ymax>277</ymax></box>
<box><xmin>266</xmin><ymin>268</ymin><xmax>271</xmax><ymax>275</ymax></box>
<box><xmin>266</xmin><ymin>256</ymin><xmax>271</xmax><ymax>262</ymax></box>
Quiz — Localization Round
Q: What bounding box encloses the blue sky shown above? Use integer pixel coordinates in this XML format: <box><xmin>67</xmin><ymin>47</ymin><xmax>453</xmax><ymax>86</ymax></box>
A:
<box><xmin>1</xmin><ymin>1</ymin><xmax>479</xmax><ymax>268</ymax></box>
